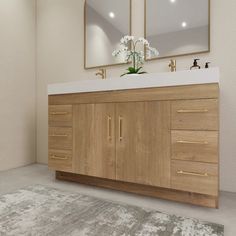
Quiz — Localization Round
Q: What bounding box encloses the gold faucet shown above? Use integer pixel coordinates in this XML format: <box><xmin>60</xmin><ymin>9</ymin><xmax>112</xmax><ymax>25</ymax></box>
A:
<box><xmin>95</xmin><ymin>68</ymin><xmax>107</xmax><ymax>79</ymax></box>
<box><xmin>169</xmin><ymin>59</ymin><xmax>177</xmax><ymax>72</ymax></box>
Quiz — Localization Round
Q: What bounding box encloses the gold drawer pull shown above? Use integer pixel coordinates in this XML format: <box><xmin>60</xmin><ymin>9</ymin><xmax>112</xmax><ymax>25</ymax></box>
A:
<box><xmin>177</xmin><ymin>170</ymin><xmax>209</xmax><ymax>177</ymax></box>
<box><xmin>177</xmin><ymin>140</ymin><xmax>208</xmax><ymax>145</ymax></box>
<box><xmin>177</xmin><ymin>109</ymin><xmax>208</xmax><ymax>113</ymax></box>
<box><xmin>50</xmin><ymin>134</ymin><xmax>68</xmax><ymax>137</ymax></box>
<box><xmin>50</xmin><ymin>155</ymin><xmax>68</xmax><ymax>160</ymax></box>
<box><xmin>50</xmin><ymin>112</ymin><xmax>68</xmax><ymax>115</ymax></box>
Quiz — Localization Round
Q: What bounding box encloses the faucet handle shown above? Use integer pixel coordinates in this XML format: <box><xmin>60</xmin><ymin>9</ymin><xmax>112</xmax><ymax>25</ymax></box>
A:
<box><xmin>95</xmin><ymin>68</ymin><xmax>107</xmax><ymax>79</ymax></box>
<box><xmin>169</xmin><ymin>59</ymin><xmax>177</xmax><ymax>72</ymax></box>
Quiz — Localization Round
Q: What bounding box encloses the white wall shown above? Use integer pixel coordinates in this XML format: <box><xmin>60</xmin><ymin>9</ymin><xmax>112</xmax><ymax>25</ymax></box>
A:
<box><xmin>37</xmin><ymin>0</ymin><xmax>236</xmax><ymax>192</ymax></box>
<box><xmin>0</xmin><ymin>0</ymin><xmax>36</xmax><ymax>171</ymax></box>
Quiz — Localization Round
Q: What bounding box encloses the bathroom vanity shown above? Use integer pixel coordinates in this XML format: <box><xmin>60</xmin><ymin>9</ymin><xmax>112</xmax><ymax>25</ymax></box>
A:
<box><xmin>48</xmin><ymin>68</ymin><xmax>220</xmax><ymax>208</ymax></box>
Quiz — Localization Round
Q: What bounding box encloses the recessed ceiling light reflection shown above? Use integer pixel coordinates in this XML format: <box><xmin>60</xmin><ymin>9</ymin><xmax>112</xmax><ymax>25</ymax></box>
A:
<box><xmin>109</xmin><ymin>12</ymin><xmax>115</xmax><ymax>18</ymax></box>
<box><xmin>170</xmin><ymin>0</ymin><xmax>176</xmax><ymax>3</ymax></box>
<box><xmin>182</xmin><ymin>22</ymin><xmax>187</xmax><ymax>28</ymax></box>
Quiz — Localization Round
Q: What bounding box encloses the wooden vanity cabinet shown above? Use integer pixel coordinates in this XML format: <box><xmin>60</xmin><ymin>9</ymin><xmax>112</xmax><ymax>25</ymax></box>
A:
<box><xmin>115</xmin><ymin>101</ymin><xmax>171</xmax><ymax>188</ymax></box>
<box><xmin>73</xmin><ymin>103</ymin><xmax>116</xmax><ymax>180</ymax></box>
<box><xmin>49</xmin><ymin>83</ymin><xmax>219</xmax><ymax>208</ymax></box>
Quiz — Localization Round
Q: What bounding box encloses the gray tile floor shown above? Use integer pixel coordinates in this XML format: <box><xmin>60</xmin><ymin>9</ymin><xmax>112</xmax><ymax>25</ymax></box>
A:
<box><xmin>0</xmin><ymin>164</ymin><xmax>235</xmax><ymax>235</ymax></box>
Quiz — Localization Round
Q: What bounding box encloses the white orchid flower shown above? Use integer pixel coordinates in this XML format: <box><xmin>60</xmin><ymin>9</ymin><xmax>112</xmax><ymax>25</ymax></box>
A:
<box><xmin>112</xmin><ymin>35</ymin><xmax>159</xmax><ymax>76</ymax></box>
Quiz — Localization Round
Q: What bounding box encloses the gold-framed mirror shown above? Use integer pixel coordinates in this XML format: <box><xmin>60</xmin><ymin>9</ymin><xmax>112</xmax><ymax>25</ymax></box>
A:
<box><xmin>145</xmin><ymin>0</ymin><xmax>210</xmax><ymax>60</ymax></box>
<box><xmin>84</xmin><ymin>0</ymin><xmax>132</xmax><ymax>69</ymax></box>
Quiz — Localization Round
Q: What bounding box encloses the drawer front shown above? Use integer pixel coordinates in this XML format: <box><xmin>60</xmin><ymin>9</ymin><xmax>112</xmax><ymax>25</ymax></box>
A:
<box><xmin>171</xmin><ymin>160</ymin><xmax>218</xmax><ymax>196</ymax></box>
<box><xmin>49</xmin><ymin>105</ymin><xmax>72</xmax><ymax>127</ymax></box>
<box><xmin>48</xmin><ymin>149</ymin><xmax>72</xmax><ymax>172</ymax></box>
<box><xmin>49</xmin><ymin>127</ymin><xmax>72</xmax><ymax>150</ymax></box>
<box><xmin>171</xmin><ymin>131</ymin><xmax>218</xmax><ymax>163</ymax></box>
<box><xmin>171</xmin><ymin>99</ymin><xmax>218</xmax><ymax>130</ymax></box>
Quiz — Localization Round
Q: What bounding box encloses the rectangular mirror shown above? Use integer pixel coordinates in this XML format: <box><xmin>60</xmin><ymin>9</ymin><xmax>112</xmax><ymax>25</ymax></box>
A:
<box><xmin>85</xmin><ymin>0</ymin><xmax>131</xmax><ymax>69</ymax></box>
<box><xmin>145</xmin><ymin>0</ymin><xmax>210</xmax><ymax>60</ymax></box>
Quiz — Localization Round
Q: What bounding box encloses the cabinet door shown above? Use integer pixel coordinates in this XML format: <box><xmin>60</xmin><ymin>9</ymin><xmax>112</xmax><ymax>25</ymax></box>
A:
<box><xmin>116</xmin><ymin>101</ymin><xmax>171</xmax><ymax>188</ymax></box>
<box><xmin>73</xmin><ymin>103</ymin><xmax>116</xmax><ymax>179</ymax></box>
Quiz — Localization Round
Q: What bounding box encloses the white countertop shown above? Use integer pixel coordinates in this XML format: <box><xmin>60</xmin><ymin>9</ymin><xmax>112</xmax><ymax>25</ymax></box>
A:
<box><xmin>48</xmin><ymin>68</ymin><xmax>220</xmax><ymax>95</ymax></box>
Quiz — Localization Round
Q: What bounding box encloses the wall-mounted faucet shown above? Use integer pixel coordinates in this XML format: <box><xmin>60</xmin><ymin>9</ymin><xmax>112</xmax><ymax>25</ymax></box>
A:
<box><xmin>169</xmin><ymin>59</ymin><xmax>176</xmax><ymax>72</ymax></box>
<box><xmin>95</xmin><ymin>68</ymin><xmax>107</xmax><ymax>79</ymax></box>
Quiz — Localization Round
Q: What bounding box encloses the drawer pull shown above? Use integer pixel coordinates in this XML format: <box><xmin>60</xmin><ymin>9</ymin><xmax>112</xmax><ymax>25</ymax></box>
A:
<box><xmin>50</xmin><ymin>155</ymin><xmax>68</xmax><ymax>160</ymax></box>
<box><xmin>50</xmin><ymin>112</ymin><xmax>68</xmax><ymax>115</ymax></box>
<box><xmin>177</xmin><ymin>170</ymin><xmax>209</xmax><ymax>177</ymax></box>
<box><xmin>177</xmin><ymin>140</ymin><xmax>208</xmax><ymax>145</ymax></box>
<box><xmin>107</xmin><ymin>116</ymin><xmax>112</xmax><ymax>141</ymax></box>
<box><xmin>50</xmin><ymin>134</ymin><xmax>68</xmax><ymax>137</ymax></box>
<box><xmin>177</xmin><ymin>109</ymin><xmax>208</xmax><ymax>113</ymax></box>
<box><xmin>119</xmin><ymin>116</ymin><xmax>123</xmax><ymax>142</ymax></box>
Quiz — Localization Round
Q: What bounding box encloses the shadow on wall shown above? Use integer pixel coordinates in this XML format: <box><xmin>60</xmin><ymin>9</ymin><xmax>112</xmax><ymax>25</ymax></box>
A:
<box><xmin>148</xmin><ymin>26</ymin><xmax>209</xmax><ymax>57</ymax></box>
<box><xmin>86</xmin><ymin>5</ymin><xmax>125</xmax><ymax>67</ymax></box>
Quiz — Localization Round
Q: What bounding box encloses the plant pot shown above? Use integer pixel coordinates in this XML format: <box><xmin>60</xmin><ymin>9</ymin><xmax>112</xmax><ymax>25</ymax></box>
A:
<box><xmin>123</xmin><ymin>74</ymin><xmax>141</xmax><ymax>78</ymax></box>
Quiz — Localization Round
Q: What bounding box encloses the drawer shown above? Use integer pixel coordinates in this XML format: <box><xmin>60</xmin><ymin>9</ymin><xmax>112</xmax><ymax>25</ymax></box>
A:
<box><xmin>49</xmin><ymin>127</ymin><xmax>72</xmax><ymax>150</ymax></box>
<box><xmin>171</xmin><ymin>160</ymin><xmax>218</xmax><ymax>196</ymax></box>
<box><xmin>48</xmin><ymin>149</ymin><xmax>72</xmax><ymax>172</ymax></box>
<box><xmin>171</xmin><ymin>99</ymin><xmax>218</xmax><ymax>130</ymax></box>
<box><xmin>171</xmin><ymin>131</ymin><xmax>218</xmax><ymax>163</ymax></box>
<box><xmin>49</xmin><ymin>105</ymin><xmax>72</xmax><ymax>127</ymax></box>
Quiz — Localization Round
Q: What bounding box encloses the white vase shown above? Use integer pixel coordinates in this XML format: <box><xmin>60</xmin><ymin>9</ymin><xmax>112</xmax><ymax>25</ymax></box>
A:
<box><xmin>123</xmin><ymin>74</ymin><xmax>141</xmax><ymax>78</ymax></box>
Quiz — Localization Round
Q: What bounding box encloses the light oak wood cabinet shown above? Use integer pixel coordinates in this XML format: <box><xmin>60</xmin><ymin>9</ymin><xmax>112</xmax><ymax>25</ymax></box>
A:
<box><xmin>115</xmin><ymin>101</ymin><xmax>171</xmax><ymax>188</ymax></box>
<box><xmin>73</xmin><ymin>103</ymin><xmax>116</xmax><ymax>179</ymax></box>
<box><xmin>48</xmin><ymin>83</ymin><xmax>219</xmax><ymax>208</ymax></box>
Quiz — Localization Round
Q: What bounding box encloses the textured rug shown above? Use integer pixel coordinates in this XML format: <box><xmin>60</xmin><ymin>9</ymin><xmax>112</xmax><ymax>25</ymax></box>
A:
<box><xmin>0</xmin><ymin>185</ymin><xmax>223</xmax><ymax>236</ymax></box>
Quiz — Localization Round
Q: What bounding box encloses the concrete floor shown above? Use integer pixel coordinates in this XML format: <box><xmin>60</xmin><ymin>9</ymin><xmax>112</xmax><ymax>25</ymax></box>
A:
<box><xmin>0</xmin><ymin>164</ymin><xmax>235</xmax><ymax>235</ymax></box>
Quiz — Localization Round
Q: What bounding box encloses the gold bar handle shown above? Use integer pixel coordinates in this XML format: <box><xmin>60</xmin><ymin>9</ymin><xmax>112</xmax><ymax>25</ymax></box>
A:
<box><xmin>50</xmin><ymin>112</ymin><xmax>68</xmax><ymax>115</ymax></box>
<box><xmin>107</xmin><ymin>116</ymin><xmax>112</xmax><ymax>141</ymax></box>
<box><xmin>177</xmin><ymin>140</ymin><xmax>209</xmax><ymax>145</ymax></box>
<box><xmin>177</xmin><ymin>109</ymin><xmax>208</xmax><ymax>113</ymax></box>
<box><xmin>119</xmin><ymin>116</ymin><xmax>123</xmax><ymax>142</ymax></box>
<box><xmin>50</xmin><ymin>134</ymin><xmax>68</xmax><ymax>138</ymax></box>
<box><xmin>50</xmin><ymin>155</ymin><xmax>68</xmax><ymax>160</ymax></box>
<box><xmin>177</xmin><ymin>170</ymin><xmax>209</xmax><ymax>177</ymax></box>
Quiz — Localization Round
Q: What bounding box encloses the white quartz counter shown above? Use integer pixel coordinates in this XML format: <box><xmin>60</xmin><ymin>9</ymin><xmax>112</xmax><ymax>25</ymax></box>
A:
<box><xmin>48</xmin><ymin>68</ymin><xmax>219</xmax><ymax>95</ymax></box>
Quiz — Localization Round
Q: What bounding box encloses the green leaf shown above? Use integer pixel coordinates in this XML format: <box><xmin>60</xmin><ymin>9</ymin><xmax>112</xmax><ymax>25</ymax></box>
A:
<box><xmin>120</xmin><ymin>72</ymin><xmax>128</xmax><ymax>77</ymax></box>
<box><xmin>128</xmin><ymin>67</ymin><xmax>136</xmax><ymax>73</ymax></box>
<box><xmin>135</xmin><ymin>67</ymin><xmax>143</xmax><ymax>73</ymax></box>
<box><xmin>138</xmin><ymin>71</ymin><xmax>147</xmax><ymax>74</ymax></box>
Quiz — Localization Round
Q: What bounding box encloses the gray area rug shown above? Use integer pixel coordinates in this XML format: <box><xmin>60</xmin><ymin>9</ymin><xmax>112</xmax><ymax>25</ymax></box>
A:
<box><xmin>0</xmin><ymin>185</ymin><xmax>224</xmax><ymax>236</ymax></box>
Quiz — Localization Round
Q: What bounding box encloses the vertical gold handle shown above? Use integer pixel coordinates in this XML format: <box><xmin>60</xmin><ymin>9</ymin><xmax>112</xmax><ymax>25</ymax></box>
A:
<box><xmin>119</xmin><ymin>116</ymin><xmax>123</xmax><ymax>142</ymax></box>
<box><xmin>107</xmin><ymin>116</ymin><xmax>112</xmax><ymax>141</ymax></box>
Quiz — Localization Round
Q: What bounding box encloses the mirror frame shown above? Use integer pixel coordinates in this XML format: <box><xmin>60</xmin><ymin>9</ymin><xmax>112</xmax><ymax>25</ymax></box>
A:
<box><xmin>84</xmin><ymin>0</ymin><xmax>132</xmax><ymax>69</ymax></box>
<box><xmin>144</xmin><ymin>0</ymin><xmax>211</xmax><ymax>61</ymax></box>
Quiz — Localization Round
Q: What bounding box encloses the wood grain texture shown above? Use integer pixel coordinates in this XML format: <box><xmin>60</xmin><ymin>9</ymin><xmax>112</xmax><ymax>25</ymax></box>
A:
<box><xmin>49</xmin><ymin>127</ymin><xmax>72</xmax><ymax>150</ymax></box>
<box><xmin>116</xmin><ymin>101</ymin><xmax>171</xmax><ymax>188</ymax></box>
<box><xmin>49</xmin><ymin>105</ymin><xmax>72</xmax><ymax>127</ymax></box>
<box><xmin>171</xmin><ymin>130</ymin><xmax>218</xmax><ymax>163</ymax></box>
<box><xmin>48</xmin><ymin>149</ymin><xmax>72</xmax><ymax>172</ymax></box>
<box><xmin>171</xmin><ymin>160</ymin><xmax>218</xmax><ymax>196</ymax></box>
<box><xmin>171</xmin><ymin>99</ymin><xmax>219</xmax><ymax>131</ymax></box>
<box><xmin>73</xmin><ymin>104</ymin><xmax>116</xmax><ymax>180</ymax></box>
<box><xmin>56</xmin><ymin>171</ymin><xmax>218</xmax><ymax>208</ymax></box>
<box><xmin>49</xmin><ymin>84</ymin><xmax>219</xmax><ymax>105</ymax></box>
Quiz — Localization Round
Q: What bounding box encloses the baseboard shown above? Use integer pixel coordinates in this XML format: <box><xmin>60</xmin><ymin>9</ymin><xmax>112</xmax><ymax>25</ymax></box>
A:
<box><xmin>56</xmin><ymin>171</ymin><xmax>218</xmax><ymax>208</ymax></box>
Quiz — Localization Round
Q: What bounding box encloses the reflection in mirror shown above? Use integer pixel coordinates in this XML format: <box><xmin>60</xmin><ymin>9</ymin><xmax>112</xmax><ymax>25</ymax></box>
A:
<box><xmin>145</xmin><ymin>0</ymin><xmax>210</xmax><ymax>60</ymax></box>
<box><xmin>85</xmin><ymin>0</ymin><xmax>131</xmax><ymax>69</ymax></box>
